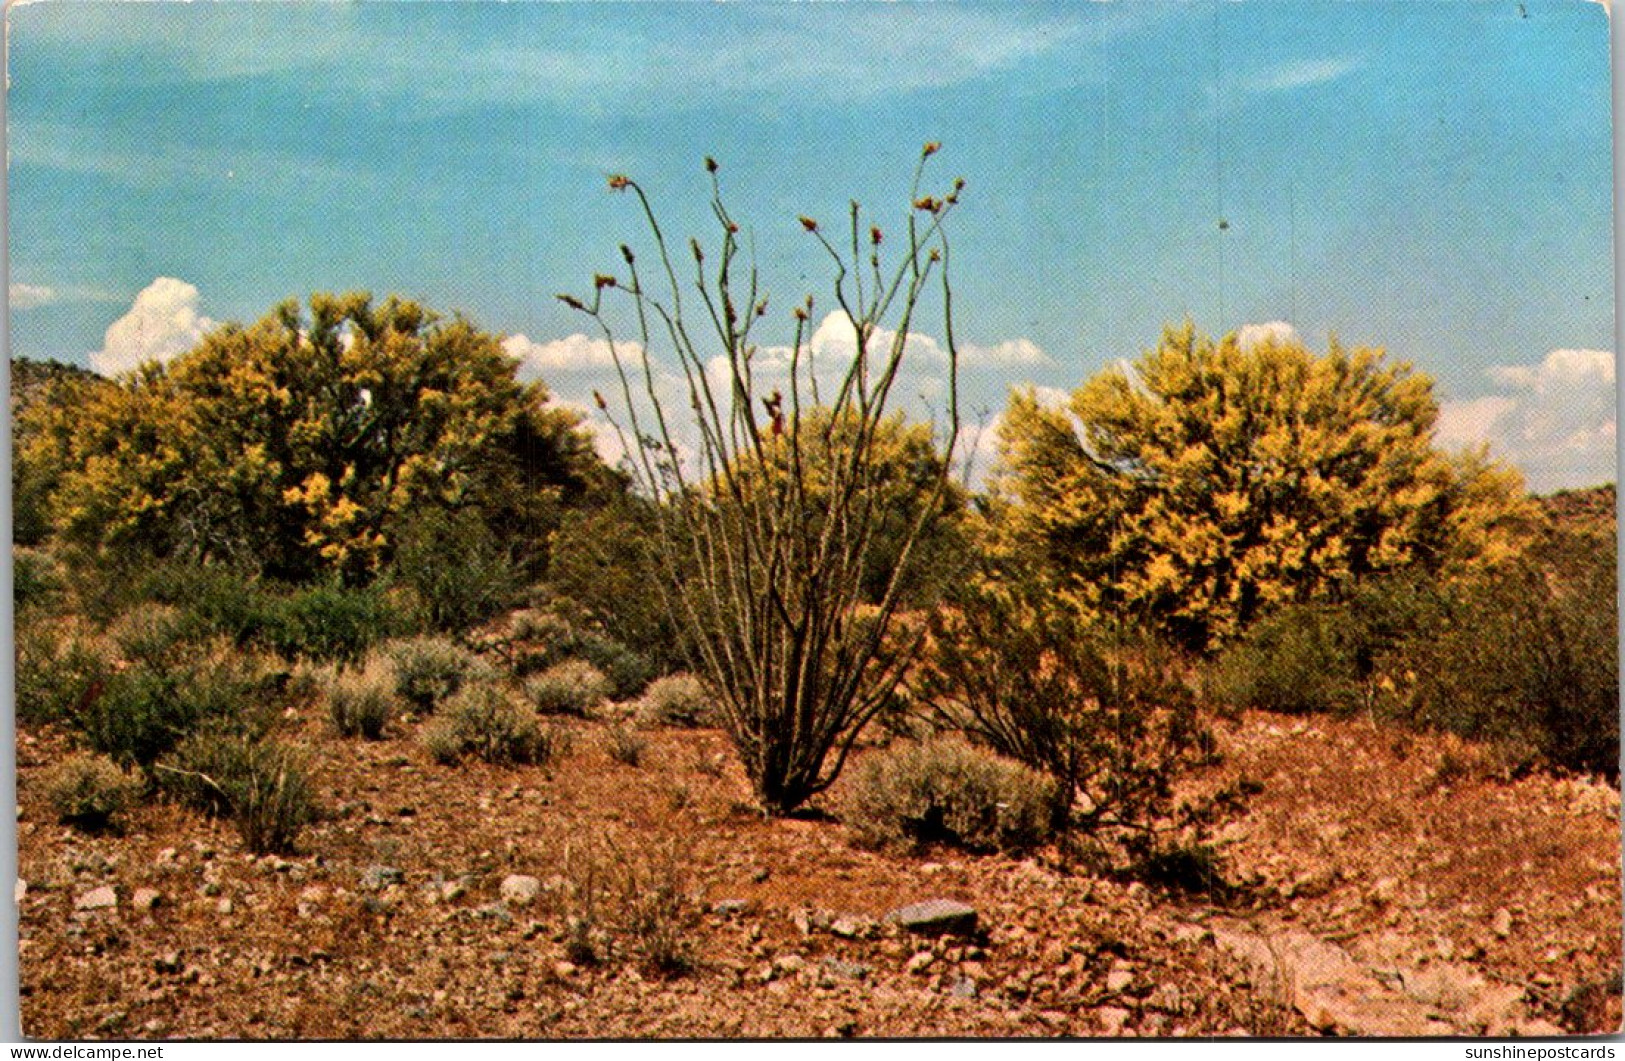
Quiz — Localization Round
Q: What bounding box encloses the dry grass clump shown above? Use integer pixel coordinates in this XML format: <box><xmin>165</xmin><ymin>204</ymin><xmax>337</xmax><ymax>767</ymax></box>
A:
<box><xmin>42</xmin><ymin>752</ymin><xmax>139</xmax><ymax>833</ymax></box>
<box><xmin>385</xmin><ymin>636</ymin><xmax>480</xmax><ymax>713</ymax></box>
<box><xmin>841</xmin><ymin>735</ymin><xmax>1056</xmax><ymax>854</ymax></box>
<box><xmin>525</xmin><ymin>659</ymin><xmax>612</xmax><ymax>717</ymax></box>
<box><xmin>635</xmin><ymin>673</ymin><xmax>715</xmax><ymax>728</ymax></box>
<box><xmin>422</xmin><ymin>681</ymin><xmax>555</xmax><ymax>766</ymax></box>
<box><xmin>158</xmin><ymin>732</ymin><xmax>318</xmax><ymax>854</ymax></box>
<box><xmin>324</xmin><ymin>659</ymin><xmax>397</xmax><ymax>739</ymax></box>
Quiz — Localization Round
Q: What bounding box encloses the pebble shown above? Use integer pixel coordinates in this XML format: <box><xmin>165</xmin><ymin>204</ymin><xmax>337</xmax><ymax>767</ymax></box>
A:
<box><xmin>131</xmin><ymin>888</ymin><xmax>162</xmax><ymax>912</ymax></box>
<box><xmin>906</xmin><ymin>950</ymin><xmax>935</xmax><ymax>974</ymax></box>
<box><xmin>499</xmin><ymin>874</ymin><xmax>542</xmax><ymax>907</ymax></box>
<box><xmin>1492</xmin><ymin>908</ymin><xmax>1513</xmax><ymax>939</ymax></box>
<box><xmin>74</xmin><ymin>885</ymin><xmax>117</xmax><ymax>911</ymax></box>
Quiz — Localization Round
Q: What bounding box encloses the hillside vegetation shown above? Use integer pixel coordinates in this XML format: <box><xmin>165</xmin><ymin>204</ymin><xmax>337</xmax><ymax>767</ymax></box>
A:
<box><xmin>12</xmin><ymin>152</ymin><xmax>1618</xmax><ymax>1038</ymax></box>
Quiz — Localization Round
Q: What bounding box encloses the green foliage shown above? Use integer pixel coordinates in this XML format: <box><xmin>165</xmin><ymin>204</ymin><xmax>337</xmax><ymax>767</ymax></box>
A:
<box><xmin>389</xmin><ymin>507</ymin><xmax>524</xmax><ymax>632</ymax></box>
<box><xmin>42</xmin><ymin>294</ymin><xmax>603</xmax><ymax>584</ymax></box>
<box><xmin>76</xmin><ymin>642</ymin><xmax>273</xmax><ymax>771</ymax></box>
<box><xmin>385</xmin><ymin>635</ymin><xmax>478</xmax><ymax>712</ymax></box>
<box><xmin>41</xmin><ymin>752</ymin><xmax>139</xmax><ymax>833</ymax></box>
<box><xmin>424</xmin><ymin>682</ymin><xmax>553</xmax><ymax>766</ymax></box>
<box><xmin>1209</xmin><ymin>604</ymin><xmax>1366</xmax><ymax>716</ymax></box>
<box><xmin>14</xmin><ymin>618</ymin><xmax>113</xmax><ymax>727</ymax></box>
<box><xmin>914</xmin><ymin>543</ymin><xmax>1213</xmax><ymax>838</ymax></box>
<box><xmin>263</xmin><ymin>583</ymin><xmax>402</xmax><ymax>664</ymax></box>
<box><xmin>324</xmin><ymin>660</ymin><xmax>397</xmax><ymax>739</ymax></box>
<box><xmin>635</xmin><ymin>674</ymin><xmax>715</xmax><ymax>728</ymax></box>
<box><xmin>1394</xmin><ymin>521</ymin><xmax>1618</xmax><ymax>778</ymax></box>
<box><xmin>10</xmin><ymin>357</ymin><xmax>110</xmax><ymax>548</ymax></box>
<box><xmin>841</xmin><ymin>736</ymin><xmax>1055</xmax><ymax>854</ymax></box>
<box><xmin>506</xmin><ymin>607</ymin><xmax>655</xmax><ymax>698</ymax></box>
<box><xmin>525</xmin><ymin>659</ymin><xmax>612</xmax><ymax>717</ymax></box>
<box><xmin>13</xmin><ymin>547</ymin><xmax>66</xmax><ymax>613</ymax></box>
<box><xmin>995</xmin><ymin>324</ymin><xmax>1531</xmax><ymax>651</ymax></box>
<box><xmin>546</xmin><ymin>498</ymin><xmax>684</xmax><ymax>671</ymax></box>
<box><xmin>160</xmin><ymin>732</ymin><xmax>318</xmax><ymax>854</ymax></box>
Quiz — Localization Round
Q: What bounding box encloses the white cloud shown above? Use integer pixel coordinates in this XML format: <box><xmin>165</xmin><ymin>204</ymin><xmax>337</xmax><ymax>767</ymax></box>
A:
<box><xmin>91</xmin><ymin>277</ymin><xmax>217</xmax><ymax>376</ymax></box>
<box><xmin>503</xmin><ymin>332</ymin><xmax>639</xmax><ymax>378</ymax></box>
<box><xmin>1242</xmin><ymin>58</ymin><xmax>1362</xmax><ymax>95</ymax></box>
<box><xmin>10</xmin><ymin>283</ymin><xmax>55</xmax><ymax>310</ymax></box>
<box><xmin>807</xmin><ymin>311</ymin><xmax>949</xmax><ymax>366</ymax></box>
<box><xmin>1438</xmin><ymin>348</ymin><xmax>1616</xmax><ymax>492</ymax></box>
<box><xmin>959</xmin><ymin>337</ymin><xmax>1052</xmax><ymax>368</ymax></box>
<box><xmin>1236</xmin><ymin>320</ymin><xmax>1301</xmax><ymax>350</ymax></box>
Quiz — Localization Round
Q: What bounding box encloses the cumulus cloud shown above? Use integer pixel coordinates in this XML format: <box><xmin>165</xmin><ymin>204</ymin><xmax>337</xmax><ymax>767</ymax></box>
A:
<box><xmin>1437</xmin><ymin>348</ymin><xmax>1616</xmax><ymax>492</ymax></box>
<box><xmin>807</xmin><ymin>311</ymin><xmax>948</xmax><ymax>366</ymax></box>
<box><xmin>959</xmin><ymin>337</ymin><xmax>1052</xmax><ymax>368</ymax></box>
<box><xmin>10</xmin><ymin>283</ymin><xmax>55</xmax><ymax>310</ymax></box>
<box><xmin>503</xmin><ymin>332</ymin><xmax>638</xmax><ymax>378</ymax></box>
<box><xmin>1236</xmin><ymin>320</ymin><xmax>1301</xmax><ymax>349</ymax></box>
<box><xmin>92</xmin><ymin>277</ymin><xmax>217</xmax><ymax>376</ymax></box>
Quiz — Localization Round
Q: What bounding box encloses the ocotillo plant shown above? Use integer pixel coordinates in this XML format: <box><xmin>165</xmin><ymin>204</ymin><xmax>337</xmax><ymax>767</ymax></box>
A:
<box><xmin>560</xmin><ymin>144</ymin><xmax>965</xmax><ymax>814</ymax></box>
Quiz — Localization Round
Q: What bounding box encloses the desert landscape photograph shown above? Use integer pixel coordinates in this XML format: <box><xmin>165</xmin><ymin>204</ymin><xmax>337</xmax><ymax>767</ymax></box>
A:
<box><xmin>7</xmin><ymin>0</ymin><xmax>1618</xmax><ymax>1041</ymax></box>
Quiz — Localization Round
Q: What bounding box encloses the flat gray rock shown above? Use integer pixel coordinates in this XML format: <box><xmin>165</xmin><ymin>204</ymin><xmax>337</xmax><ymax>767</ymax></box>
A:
<box><xmin>885</xmin><ymin>898</ymin><xmax>978</xmax><ymax>937</ymax></box>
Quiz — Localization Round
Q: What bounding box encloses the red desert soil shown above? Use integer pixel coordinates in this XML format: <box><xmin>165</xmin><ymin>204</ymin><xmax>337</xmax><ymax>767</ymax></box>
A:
<box><xmin>16</xmin><ymin>704</ymin><xmax>1621</xmax><ymax>1039</ymax></box>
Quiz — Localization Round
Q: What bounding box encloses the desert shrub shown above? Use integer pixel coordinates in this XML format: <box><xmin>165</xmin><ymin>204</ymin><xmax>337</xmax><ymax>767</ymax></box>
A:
<box><xmin>604</xmin><ymin>725</ymin><xmax>648</xmax><ymax>768</ymax></box>
<box><xmin>636</xmin><ymin>673</ymin><xmax>715</xmax><ymax>728</ymax></box>
<box><xmin>571</xmin><ymin>632</ymin><xmax>656</xmax><ymax>700</ymax></box>
<box><xmin>385</xmin><ymin>636</ymin><xmax>478</xmax><ymax>712</ymax></box>
<box><xmin>915</xmin><ymin>551</ymin><xmax>1213</xmax><ymax>841</ymax></box>
<box><xmin>133</xmin><ymin>562</ymin><xmax>282</xmax><ymax>647</ymax></box>
<box><xmin>426</xmin><ymin>682</ymin><xmax>553</xmax><ymax>766</ymax></box>
<box><xmin>75</xmin><ymin>643</ymin><xmax>273</xmax><ymax>770</ymax></box>
<box><xmin>324</xmin><ymin>660</ymin><xmax>397</xmax><ymax>739</ymax></box>
<box><xmin>506</xmin><ymin>609</ymin><xmax>654</xmax><ymax>698</ymax></box>
<box><xmin>266</xmin><ymin>583</ymin><xmax>405</xmax><ymax>664</ymax></box>
<box><xmin>546</xmin><ymin>500</ymin><xmax>687</xmax><ymax>672</ymax></box>
<box><xmin>557</xmin><ymin>836</ymin><xmax>698</xmax><ymax>977</ymax></box>
<box><xmin>41</xmin><ymin>752</ymin><xmax>139</xmax><ymax>832</ymax></box>
<box><xmin>841</xmin><ymin>736</ymin><xmax>1055</xmax><ymax>854</ymax></box>
<box><xmin>159</xmin><ymin>732</ymin><xmax>317</xmax><ymax>853</ymax></box>
<box><xmin>1208</xmin><ymin>604</ymin><xmax>1364</xmax><ymax>716</ymax></box>
<box><xmin>14</xmin><ymin>618</ymin><xmax>114</xmax><ymax>727</ymax></box>
<box><xmin>13</xmin><ymin>547</ymin><xmax>66</xmax><ymax>614</ymax></box>
<box><xmin>525</xmin><ymin>660</ymin><xmax>612</xmax><ymax>717</ymax></box>
<box><xmin>390</xmin><ymin>507</ymin><xmax>526</xmax><ymax>633</ymax></box>
<box><xmin>1393</xmin><ymin>526</ymin><xmax>1618</xmax><ymax>778</ymax></box>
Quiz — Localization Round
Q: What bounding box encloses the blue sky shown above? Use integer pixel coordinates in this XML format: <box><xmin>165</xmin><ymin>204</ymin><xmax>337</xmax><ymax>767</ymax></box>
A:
<box><xmin>6</xmin><ymin>0</ymin><xmax>1615</xmax><ymax>490</ymax></box>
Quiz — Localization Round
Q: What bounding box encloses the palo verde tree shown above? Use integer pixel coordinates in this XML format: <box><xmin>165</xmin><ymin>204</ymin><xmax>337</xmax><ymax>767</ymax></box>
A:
<box><xmin>560</xmin><ymin>145</ymin><xmax>967</xmax><ymax>815</ymax></box>
<box><xmin>995</xmin><ymin>323</ymin><xmax>1529</xmax><ymax>651</ymax></box>
<box><xmin>41</xmin><ymin>294</ymin><xmax>603</xmax><ymax>589</ymax></box>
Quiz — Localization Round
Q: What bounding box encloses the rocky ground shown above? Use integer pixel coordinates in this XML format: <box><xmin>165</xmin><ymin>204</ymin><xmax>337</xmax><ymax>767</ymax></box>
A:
<box><xmin>16</xmin><ymin>703</ymin><xmax>1622</xmax><ymax>1040</ymax></box>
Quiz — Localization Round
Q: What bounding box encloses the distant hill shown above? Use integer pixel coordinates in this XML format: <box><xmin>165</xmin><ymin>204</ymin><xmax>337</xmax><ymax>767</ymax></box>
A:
<box><xmin>1535</xmin><ymin>483</ymin><xmax>1616</xmax><ymax>532</ymax></box>
<box><xmin>10</xmin><ymin>357</ymin><xmax>104</xmax><ymax>419</ymax></box>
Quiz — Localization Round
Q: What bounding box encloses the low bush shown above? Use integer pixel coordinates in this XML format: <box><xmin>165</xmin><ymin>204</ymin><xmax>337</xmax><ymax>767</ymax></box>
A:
<box><xmin>1208</xmin><ymin>604</ymin><xmax>1365</xmax><ymax>716</ymax></box>
<box><xmin>324</xmin><ymin>660</ymin><xmax>397</xmax><ymax>740</ymax></box>
<box><xmin>41</xmin><ymin>752</ymin><xmax>139</xmax><ymax>832</ymax></box>
<box><xmin>604</xmin><ymin>725</ymin><xmax>648</xmax><ymax>768</ymax></box>
<box><xmin>13</xmin><ymin>547</ymin><xmax>65</xmax><ymax>614</ymax></box>
<box><xmin>525</xmin><ymin>660</ymin><xmax>612</xmax><ymax>717</ymax></box>
<box><xmin>424</xmin><ymin>682</ymin><xmax>554</xmax><ymax>766</ymax></box>
<box><xmin>635</xmin><ymin>674</ymin><xmax>715</xmax><ymax>729</ymax></box>
<box><xmin>506</xmin><ymin>608</ymin><xmax>654</xmax><ymax>698</ymax></box>
<box><xmin>159</xmin><ymin>732</ymin><xmax>318</xmax><ymax>853</ymax></box>
<box><xmin>1394</xmin><ymin>527</ymin><xmax>1618</xmax><ymax>779</ymax></box>
<box><xmin>268</xmin><ymin>584</ymin><xmax>405</xmax><ymax>665</ymax></box>
<box><xmin>916</xmin><ymin>559</ymin><xmax>1213</xmax><ymax>839</ymax></box>
<box><xmin>14</xmin><ymin>619</ymin><xmax>113</xmax><ymax>727</ymax></box>
<box><xmin>385</xmin><ymin>636</ymin><xmax>479</xmax><ymax>713</ymax></box>
<box><xmin>841</xmin><ymin>736</ymin><xmax>1056</xmax><ymax>854</ymax></box>
<box><xmin>76</xmin><ymin>643</ymin><xmax>273</xmax><ymax>770</ymax></box>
